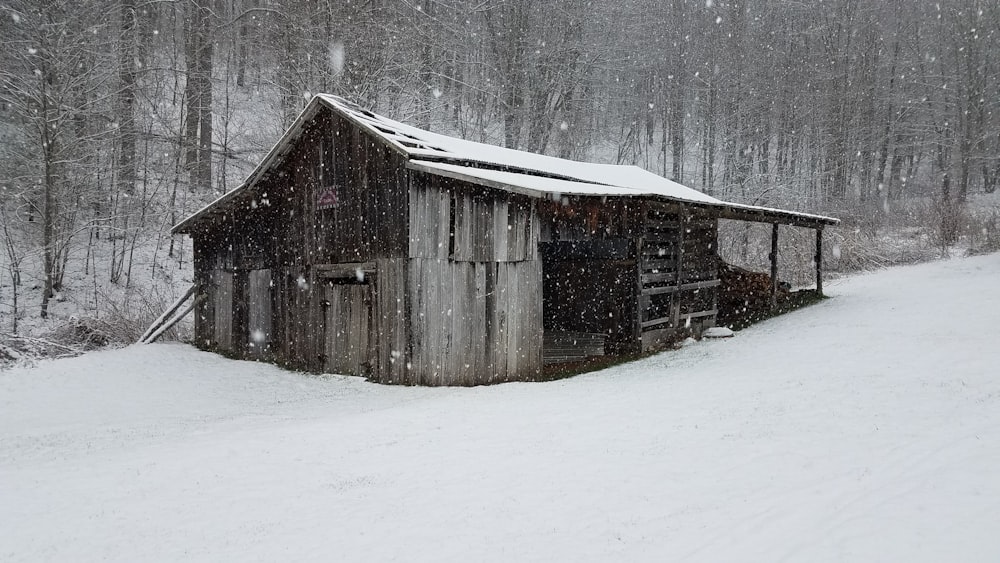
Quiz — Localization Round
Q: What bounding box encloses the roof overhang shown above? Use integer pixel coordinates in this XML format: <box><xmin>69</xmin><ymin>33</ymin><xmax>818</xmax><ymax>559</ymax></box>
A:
<box><xmin>407</xmin><ymin>161</ymin><xmax>839</xmax><ymax>229</ymax></box>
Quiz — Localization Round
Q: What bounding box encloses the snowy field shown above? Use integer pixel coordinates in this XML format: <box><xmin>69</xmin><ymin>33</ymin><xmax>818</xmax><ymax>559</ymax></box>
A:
<box><xmin>3</xmin><ymin>254</ymin><xmax>1000</xmax><ymax>562</ymax></box>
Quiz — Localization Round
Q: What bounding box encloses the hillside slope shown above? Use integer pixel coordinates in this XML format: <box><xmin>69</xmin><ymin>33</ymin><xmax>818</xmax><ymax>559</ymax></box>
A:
<box><xmin>2</xmin><ymin>254</ymin><xmax>999</xmax><ymax>562</ymax></box>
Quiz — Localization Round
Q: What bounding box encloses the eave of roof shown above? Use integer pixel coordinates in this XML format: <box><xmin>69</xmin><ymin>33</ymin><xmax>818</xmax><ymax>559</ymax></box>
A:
<box><xmin>407</xmin><ymin>160</ymin><xmax>839</xmax><ymax>228</ymax></box>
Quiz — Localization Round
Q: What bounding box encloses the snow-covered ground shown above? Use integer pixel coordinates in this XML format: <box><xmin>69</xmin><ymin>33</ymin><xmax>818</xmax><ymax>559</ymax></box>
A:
<box><xmin>3</xmin><ymin>254</ymin><xmax>1000</xmax><ymax>562</ymax></box>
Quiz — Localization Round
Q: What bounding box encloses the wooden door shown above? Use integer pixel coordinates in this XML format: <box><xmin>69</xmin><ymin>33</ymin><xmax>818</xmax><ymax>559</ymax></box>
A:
<box><xmin>323</xmin><ymin>282</ymin><xmax>374</xmax><ymax>376</ymax></box>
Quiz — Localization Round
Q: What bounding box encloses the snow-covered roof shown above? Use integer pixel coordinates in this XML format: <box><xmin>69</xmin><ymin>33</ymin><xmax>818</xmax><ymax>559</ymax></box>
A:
<box><xmin>173</xmin><ymin>94</ymin><xmax>838</xmax><ymax>234</ymax></box>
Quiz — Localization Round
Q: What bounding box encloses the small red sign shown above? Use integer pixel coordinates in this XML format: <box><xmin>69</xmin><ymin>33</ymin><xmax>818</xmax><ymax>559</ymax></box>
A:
<box><xmin>317</xmin><ymin>188</ymin><xmax>338</xmax><ymax>209</ymax></box>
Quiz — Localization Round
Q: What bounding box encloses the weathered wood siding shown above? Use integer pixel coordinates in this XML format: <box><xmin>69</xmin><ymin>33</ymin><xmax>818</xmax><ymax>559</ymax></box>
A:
<box><xmin>406</xmin><ymin>173</ymin><xmax>542</xmax><ymax>385</ymax></box>
<box><xmin>188</xmin><ymin>102</ymin><xmax>726</xmax><ymax>382</ymax></box>
<box><xmin>190</xmin><ymin>106</ymin><xmax>410</xmax><ymax>379</ymax></box>
<box><xmin>638</xmin><ymin>203</ymin><xmax>719</xmax><ymax>350</ymax></box>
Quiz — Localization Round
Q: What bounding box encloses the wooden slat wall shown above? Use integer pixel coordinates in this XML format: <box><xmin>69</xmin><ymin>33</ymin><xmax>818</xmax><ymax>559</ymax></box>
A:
<box><xmin>637</xmin><ymin>203</ymin><xmax>720</xmax><ymax>350</ymax></box>
<box><xmin>406</xmin><ymin>172</ymin><xmax>542</xmax><ymax>385</ymax></box>
<box><xmin>312</xmin><ymin>112</ymin><xmax>409</xmax><ymax>263</ymax></box>
<box><xmin>408</xmin><ymin>174</ymin><xmax>451</xmax><ymax>259</ymax></box>
<box><xmin>411</xmin><ymin>173</ymin><xmax>537</xmax><ymax>263</ymax></box>
<box><xmin>406</xmin><ymin>258</ymin><xmax>542</xmax><ymax>385</ymax></box>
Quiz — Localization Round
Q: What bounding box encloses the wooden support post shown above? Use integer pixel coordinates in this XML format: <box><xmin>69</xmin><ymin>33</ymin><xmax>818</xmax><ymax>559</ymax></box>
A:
<box><xmin>815</xmin><ymin>227</ymin><xmax>824</xmax><ymax>296</ymax></box>
<box><xmin>634</xmin><ymin>222</ymin><xmax>645</xmax><ymax>350</ymax></box>
<box><xmin>769</xmin><ymin>223</ymin><xmax>779</xmax><ymax>310</ymax></box>
<box><xmin>672</xmin><ymin>208</ymin><xmax>687</xmax><ymax>328</ymax></box>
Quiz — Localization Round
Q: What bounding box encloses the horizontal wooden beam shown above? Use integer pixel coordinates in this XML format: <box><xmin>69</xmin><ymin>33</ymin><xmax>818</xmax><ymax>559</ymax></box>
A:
<box><xmin>680</xmin><ymin>309</ymin><xmax>718</xmax><ymax>321</ymax></box>
<box><xmin>539</xmin><ymin>239</ymin><xmax>635</xmax><ymax>261</ymax></box>
<box><xmin>315</xmin><ymin>262</ymin><xmax>376</xmax><ymax>280</ymax></box>
<box><xmin>715</xmin><ymin>207</ymin><xmax>839</xmax><ymax>228</ymax></box>
<box><xmin>642</xmin><ymin>279</ymin><xmax>721</xmax><ymax>296</ymax></box>
<box><xmin>641</xmin><ymin>258</ymin><xmax>678</xmax><ymax>271</ymax></box>
<box><xmin>640</xmin><ymin>308</ymin><xmax>718</xmax><ymax>330</ymax></box>
<box><xmin>641</xmin><ymin>271</ymin><xmax>676</xmax><ymax>284</ymax></box>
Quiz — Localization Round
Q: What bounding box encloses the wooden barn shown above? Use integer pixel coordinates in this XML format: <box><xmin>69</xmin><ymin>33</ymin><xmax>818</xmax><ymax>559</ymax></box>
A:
<box><xmin>172</xmin><ymin>95</ymin><xmax>838</xmax><ymax>386</ymax></box>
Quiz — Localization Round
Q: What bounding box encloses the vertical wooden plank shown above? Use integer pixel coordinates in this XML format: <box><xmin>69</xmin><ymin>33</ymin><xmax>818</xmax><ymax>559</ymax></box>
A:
<box><xmin>394</xmin><ymin>259</ymin><xmax>409</xmax><ymax>384</ymax></box>
<box><xmin>359</xmin><ymin>284</ymin><xmax>372</xmax><ymax>375</ymax></box>
<box><xmin>420</xmin><ymin>258</ymin><xmax>432</xmax><ymax>385</ymax></box>
<box><xmin>483</xmin><ymin>261</ymin><xmax>497</xmax><ymax>382</ymax></box>
<box><xmin>456</xmin><ymin>193</ymin><xmax>473</xmax><ymax>261</ymax></box>
<box><xmin>353</xmin><ymin>284</ymin><xmax>364</xmax><ymax>373</ymax></box>
<box><xmin>247</xmin><ymin>269</ymin><xmax>272</xmax><ymax>357</ymax></box>
<box><xmin>481</xmin><ymin>197</ymin><xmax>494</xmax><ymax>262</ymax></box>
<box><xmin>197</xmin><ymin>262</ymin><xmax>215</xmax><ymax>348</ymax></box>
<box><xmin>518</xmin><ymin>260</ymin><xmax>533</xmax><ymax>377</ymax></box>
<box><xmin>507</xmin><ymin>200</ymin><xmax>519</xmax><ymax>261</ymax></box>
<box><xmin>494</xmin><ymin>199</ymin><xmax>509</xmax><ymax>262</ymax></box>
<box><xmin>330</xmin><ymin>284</ymin><xmax>342</xmax><ymax>374</ymax></box>
<box><xmin>425</xmin><ymin>179</ymin><xmax>437</xmax><ymax>259</ymax></box>
<box><xmin>408</xmin><ymin>177</ymin><xmax>422</xmax><ymax>258</ymax></box>
<box><xmin>463</xmin><ymin>194</ymin><xmax>474</xmax><ymax>260</ymax></box>
<box><xmin>336</xmin><ymin>285</ymin><xmax>348</xmax><ymax>373</ymax></box>
<box><xmin>387</xmin><ymin>152</ymin><xmax>405</xmax><ymax>257</ymax></box>
<box><xmin>424</xmin><ymin>178</ymin><xmax>436</xmax><ymax>259</ymax></box>
<box><xmin>514</xmin><ymin>199</ymin><xmax>523</xmax><ymax>261</ymax></box>
<box><xmin>341</xmin><ymin>285</ymin><xmax>354</xmax><ymax>372</ymax></box>
<box><xmin>447</xmin><ymin>261</ymin><xmax>461</xmax><ymax>384</ymax></box>
<box><xmin>671</xmin><ymin>209</ymin><xmax>686</xmax><ymax>328</ymax></box>
<box><xmin>472</xmin><ymin>262</ymin><xmax>487</xmax><ymax>383</ymax></box>
<box><xmin>816</xmin><ymin>227</ymin><xmax>824</xmax><ymax>296</ymax></box>
<box><xmin>347</xmin><ymin>285</ymin><xmax>359</xmax><ymax>372</ymax></box>
<box><xmin>443</xmin><ymin>261</ymin><xmax>458</xmax><ymax>384</ymax></box>
<box><xmin>495</xmin><ymin>262</ymin><xmax>509</xmax><ymax>381</ymax></box>
<box><xmin>529</xmin><ymin>199</ymin><xmax>540</xmax><ymax>260</ymax></box>
<box><xmin>420</xmin><ymin>259</ymin><xmax>432</xmax><ymax>385</ymax></box>
<box><xmin>327</xmin><ymin>284</ymin><xmax>339</xmax><ymax>373</ymax></box>
<box><xmin>530</xmin><ymin>257</ymin><xmax>544</xmax><ymax>376</ymax></box>
<box><xmin>215</xmin><ymin>270</ymin><xmax>233</xmax><ymax>351</ymax></box>
<box><xmin>375</xmin><ymin>258</ymin><xmax>402</xmax><ymax>384</ymax></box>
<box><xmin>428</xmin><ymin>258</ymin><xmax>441</xmax><ymax>385</ymax></box>
<box><xmin>432</xmin><ymin>259</ymin><xmax>446</xmax><ymax>385</ymax></box>
<box><xmin>770</xmin><ymin>222</ymin><xmax>780</xmax><ymax>310</ymax></box>
<box><xmin>373</xmin><ymin>260</ymin><xmax>386</xmax><ymax>382</ymax></box>
<box><xmin>506</xmin><ymin>263</ymin><xmax>520</xmax><ymax>378</ymax></box>
<box><xmin>334</xmin><ymin>283</ymin><xmax>346</xmax><ymax>374</ymax></box>
<box><xmin>460</xmin><ymin>262</ymin><xmax>476</xmax><ymax>384</ymax></box>
<box><xmin>407</xmin><ymin>258</ymin><xmax>422</xmax><ymax>384</ymax></box>
<box><xmin>440</xmin><ymin>185</ymin><xmax>451</xmax><ymax>260</ymax></box>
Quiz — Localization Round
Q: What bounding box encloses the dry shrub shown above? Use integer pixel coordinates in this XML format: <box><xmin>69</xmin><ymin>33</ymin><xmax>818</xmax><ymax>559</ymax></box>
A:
<box><xmin>43</xmin><ymin>317</ymin><xmax>114</xmax><ymax>350</ymax></box>
<box><xmin>0</xmin><ymin>332</ymin><xmax>83</xmax><ymax>368</ymax></box>
<box><xmin>965</xmin><ymin>208</ymin><xmax>1000</xmax><ymax>256</ymax></box>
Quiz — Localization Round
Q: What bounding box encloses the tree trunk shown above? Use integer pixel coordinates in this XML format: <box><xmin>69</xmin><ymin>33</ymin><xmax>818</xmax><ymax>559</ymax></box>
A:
<box><xmin>118</xmin><ymin>0</ymin><xmax>137</xmax><ymax>198</ymax></box>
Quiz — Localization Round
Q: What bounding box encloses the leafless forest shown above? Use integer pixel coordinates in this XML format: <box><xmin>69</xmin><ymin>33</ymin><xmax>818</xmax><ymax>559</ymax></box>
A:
<box><xmin>1</xmin><ymin>0</ymin><xmax>999</xmax><ymax>342</ymax></box>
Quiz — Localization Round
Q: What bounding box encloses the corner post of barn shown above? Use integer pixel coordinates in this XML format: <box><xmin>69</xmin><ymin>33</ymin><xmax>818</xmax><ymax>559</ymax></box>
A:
<box><xmin>769</xmin><ymin>222</ymin><xmax>779</xmax><ymax>310</ymax></box>
<box><xmin>815</xmin><ymin>227</ymin><xmax>824</xmax><ymax>297</ymax></box>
